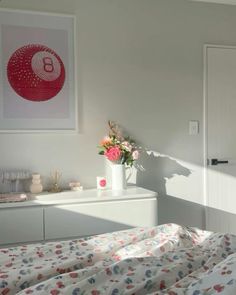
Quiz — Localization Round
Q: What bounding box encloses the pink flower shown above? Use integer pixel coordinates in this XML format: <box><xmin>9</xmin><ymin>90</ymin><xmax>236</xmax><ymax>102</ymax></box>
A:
<box><xmin>104</xmin><ymin>146</ymin><xmax>121</xmax><ymax>162</ymax></box>
<box><xmin>132</xmin><ymin>150</ymin><xmax>139</xmax><ymax>160</ymax></box>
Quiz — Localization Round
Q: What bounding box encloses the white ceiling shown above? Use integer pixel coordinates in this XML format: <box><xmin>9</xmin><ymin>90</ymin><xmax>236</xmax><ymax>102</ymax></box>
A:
<box><xmin>192</xmin><ymin>0</ymin><xmax>236</xmax><ymax>5</ymax></box>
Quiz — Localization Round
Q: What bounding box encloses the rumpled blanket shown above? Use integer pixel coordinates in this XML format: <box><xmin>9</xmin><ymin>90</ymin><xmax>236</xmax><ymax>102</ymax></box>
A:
<box><xmin>1</xmin><ymin>223</ymin><xmax>235</xmax><ymax>294</ymax></box>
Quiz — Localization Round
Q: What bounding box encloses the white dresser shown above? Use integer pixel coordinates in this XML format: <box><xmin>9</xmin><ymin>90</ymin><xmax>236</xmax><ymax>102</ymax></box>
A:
<box><xmin>0</xmin><ymin>186</ymin><xmax>157</xmax><ymax>246</ymax></box>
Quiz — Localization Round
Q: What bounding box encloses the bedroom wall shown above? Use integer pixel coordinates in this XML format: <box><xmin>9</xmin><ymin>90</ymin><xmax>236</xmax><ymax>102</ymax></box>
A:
<box><xmin>1</xmin><ymin>0</ymin><xmax>236</xmax><ymax>228</ymax></box>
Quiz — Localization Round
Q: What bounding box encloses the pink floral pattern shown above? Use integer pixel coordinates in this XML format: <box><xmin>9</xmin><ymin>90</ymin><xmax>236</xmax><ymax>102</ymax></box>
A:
<box><xmin>99</xmin><ymin>179</ymin><xmax>106</xmax><ymax>187</ymax></box>
<box><xmin>1</xmin><ymin>224</ymin><xmax>236</xmax><ymax>294</ymax></box>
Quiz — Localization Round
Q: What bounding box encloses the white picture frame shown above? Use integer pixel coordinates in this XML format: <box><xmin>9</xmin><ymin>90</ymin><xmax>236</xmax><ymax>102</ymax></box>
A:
<box><xmin>0</xmin><ymin>8</ymin><xmax>78</xmax><ymax>133</ymax></box>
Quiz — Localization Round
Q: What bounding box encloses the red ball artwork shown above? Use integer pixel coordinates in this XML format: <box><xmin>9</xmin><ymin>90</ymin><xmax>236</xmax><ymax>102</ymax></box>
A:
<box><xmin>7</xmin><ymin>44</ymin><xmax>65</xmax><ymax>102</ymax></box>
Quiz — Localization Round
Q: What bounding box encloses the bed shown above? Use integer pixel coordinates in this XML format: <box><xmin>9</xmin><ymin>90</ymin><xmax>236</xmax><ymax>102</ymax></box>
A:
<box><xmin>0</xmin><ymin>223</ymin><xmax>236</xmax><ymax>294</ymax></box>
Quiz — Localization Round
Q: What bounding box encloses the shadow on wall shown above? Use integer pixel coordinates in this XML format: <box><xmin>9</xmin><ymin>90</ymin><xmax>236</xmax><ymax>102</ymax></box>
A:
<box><xmin>136</xmin><ymin>151</ymin><xmax>206</xmax><ymax>229</ymax></box>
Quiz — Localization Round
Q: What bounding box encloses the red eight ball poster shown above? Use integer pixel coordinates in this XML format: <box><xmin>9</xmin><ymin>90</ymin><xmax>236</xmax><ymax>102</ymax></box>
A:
<box><xmin>0</xmin><ymin>9</ymin><xmax>76</xmax><ymax>132</ymax></box>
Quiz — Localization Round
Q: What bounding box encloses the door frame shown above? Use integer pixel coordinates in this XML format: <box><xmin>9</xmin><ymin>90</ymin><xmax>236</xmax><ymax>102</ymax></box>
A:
<box><xmin>203</xmin><ymin>44</ymin><xmax>236</xmax><ymax>230</ymax></box>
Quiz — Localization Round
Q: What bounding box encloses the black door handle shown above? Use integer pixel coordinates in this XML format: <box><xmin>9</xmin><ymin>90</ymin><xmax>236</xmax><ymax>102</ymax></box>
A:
<box><xmin>211</xmin><ymin>158</ymin><xmax>229</xmax><ymax>166</ymax></box>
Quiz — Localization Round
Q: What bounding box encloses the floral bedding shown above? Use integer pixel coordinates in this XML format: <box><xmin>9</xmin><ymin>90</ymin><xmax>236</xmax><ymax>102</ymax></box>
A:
<box><xmin>1</xmin><ymin>223</ymin><xmax>236</xmax><ymax>294</ymax></box>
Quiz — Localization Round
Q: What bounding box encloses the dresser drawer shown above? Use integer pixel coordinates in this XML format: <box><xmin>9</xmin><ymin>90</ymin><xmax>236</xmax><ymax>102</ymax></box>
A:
<box><xmin>0</xmin><ymin>207</ymin><xmax>44</xmax><ymax>245</ymax></box>
<box><xmin>44</xmin><ymin>198</ymin><xmax>157</xmax><ymax>240</ymax></box>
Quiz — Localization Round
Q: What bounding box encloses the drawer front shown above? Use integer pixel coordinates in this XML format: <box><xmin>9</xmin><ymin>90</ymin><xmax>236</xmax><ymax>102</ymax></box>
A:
<box><xmin>0</xmin><ymin>207</ymin><xmax>44</xmax><ymax>245</ymax></box>
<box><xmin>45</xmin><ymin>198</ymin><xmax>157</xmax><ymax>240</ymax></box>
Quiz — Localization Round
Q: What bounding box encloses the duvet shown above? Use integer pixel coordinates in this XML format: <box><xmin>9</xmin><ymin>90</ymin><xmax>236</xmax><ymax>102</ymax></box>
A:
<box><xmin>1</xmin><ymin>223</ymin><xmax>236</xmax><ymax>295</ymax></box>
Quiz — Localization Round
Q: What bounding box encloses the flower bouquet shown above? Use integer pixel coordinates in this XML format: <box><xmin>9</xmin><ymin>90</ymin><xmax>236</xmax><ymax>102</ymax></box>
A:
<box><xmin>98</xmin><ymin>121</ymin><xmax>139</xmax><ymax>166</ymax></box>
<box><xmin>98</xmin><ymin>121</ymin><xmax>140</xmax><ymax>190</ymax></box>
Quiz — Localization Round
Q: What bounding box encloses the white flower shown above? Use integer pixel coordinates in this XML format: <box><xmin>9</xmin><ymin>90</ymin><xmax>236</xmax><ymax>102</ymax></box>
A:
<box><xmin>122</xmin><ymin>141</ymin><xmax>132</xmax><ymax>152</ymax></box>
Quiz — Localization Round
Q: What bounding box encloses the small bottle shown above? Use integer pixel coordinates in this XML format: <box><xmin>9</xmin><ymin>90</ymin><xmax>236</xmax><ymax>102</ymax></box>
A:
<box><xmin>30</xmin><ymin>173</ymin><xmax>43</xmax><ymax>194</ymax></box>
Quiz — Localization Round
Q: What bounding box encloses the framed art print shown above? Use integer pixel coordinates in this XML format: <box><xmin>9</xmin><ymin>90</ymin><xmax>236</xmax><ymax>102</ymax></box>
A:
<box><xmin>0</xmin><ymin>9</ymin><xmax>77</xmax><ymax>132</ymax></box>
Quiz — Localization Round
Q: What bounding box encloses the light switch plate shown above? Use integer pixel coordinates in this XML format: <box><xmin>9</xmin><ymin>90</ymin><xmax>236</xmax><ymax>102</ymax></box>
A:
<box><xmin>189</xmin><ymin>120</ymin><xmax>199</xmax><ymax>135</ymax></box>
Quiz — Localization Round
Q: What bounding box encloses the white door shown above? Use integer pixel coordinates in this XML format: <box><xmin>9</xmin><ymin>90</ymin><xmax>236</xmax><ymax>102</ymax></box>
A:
<box><xmin>205</xmin><ymin>45</ymin><xmax>236</xmax><ymax>234</ymax></box>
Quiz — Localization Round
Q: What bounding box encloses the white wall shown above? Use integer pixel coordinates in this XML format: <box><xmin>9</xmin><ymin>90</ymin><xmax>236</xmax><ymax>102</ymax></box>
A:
<box><xmin>1</xmin><ymin>0</ymin><xmax>236</xmax><ymax>228</ymax></box>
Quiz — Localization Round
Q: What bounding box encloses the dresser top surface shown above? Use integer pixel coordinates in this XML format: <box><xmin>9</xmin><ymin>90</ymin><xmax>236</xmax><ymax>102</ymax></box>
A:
<box><xmin>0</xmin><ymin>186</ymin><xmax>157</xmax><ymax>209</ymax></box>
